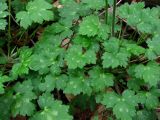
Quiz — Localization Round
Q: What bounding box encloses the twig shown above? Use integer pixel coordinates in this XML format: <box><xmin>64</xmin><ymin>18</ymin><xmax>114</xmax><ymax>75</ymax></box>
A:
<box><xmin>112</xmin><ymin>0</ymin><xmax>117</xmax><ymax>36</ymax></box>
<box><xmin>8</xmin><ymin>0</ymin><xmax>11</xmax><ymax>39</ymax></box>
<box><xmin>105</xmin><ymin>0</ymin><xmax>108</xmax><ymax>24</ymax></box>
<box><xmin>99</xmin><ymin>0</ymin><xmax>123</xmax><ymax>16</ymax></box>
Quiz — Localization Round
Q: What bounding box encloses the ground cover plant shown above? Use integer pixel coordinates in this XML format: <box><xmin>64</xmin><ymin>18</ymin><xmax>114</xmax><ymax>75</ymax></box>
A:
<box><xmin>0</xmin><ymin>0</ymin><xmax>160</xmax><ymax>119</ymax></box>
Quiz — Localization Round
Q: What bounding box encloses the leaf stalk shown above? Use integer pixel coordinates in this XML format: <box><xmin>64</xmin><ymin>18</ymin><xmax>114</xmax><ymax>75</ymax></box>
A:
<box><xmin>112</xmin><ymin>0</ymin><xmax>117</xmax><ymax>36</ymax></box>
<box><xmin>105</xmin><ymin>0</ymin><xmax>108</xmax><ymax>24</ymax></box>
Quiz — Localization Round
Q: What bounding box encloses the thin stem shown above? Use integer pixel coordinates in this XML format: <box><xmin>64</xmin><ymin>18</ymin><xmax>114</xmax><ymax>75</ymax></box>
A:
<box><xmin>112</xmin><ymin>0</ymin><xmax>117</xmax><ymax>37</ymax></box>
<box><xmin>105</xmin><ymin>0</ymin><xmax>108</xmax><ymax>24</ymax></box>
<box><xmin>8</xmin><ymin>0</ymin><xmax>11</xmax><ymax>39</ymax></box>
<box><xmin>7</xmin><ymin>0</ymin><xmax>11</xmax><ymax>58</ymax></box>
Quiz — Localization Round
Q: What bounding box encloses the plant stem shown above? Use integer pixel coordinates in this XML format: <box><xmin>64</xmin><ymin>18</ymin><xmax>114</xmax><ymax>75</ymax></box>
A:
<box><xmin>112</xmin><ymin>0</ymin><xmax>117</xmax><ymax>37</ymax></box>
<box><xmin>8</xmin><ymin>0</ymin><xmax>11</xmax><ymax>39</ymax></box>
<box><xmin>105</xmin><ymin>0</ymin><xmax>108</xmax><ymax>24</ymax></box>
<box><xmin>7</xmin><ymin>0</ymin><xmax>12</xmax><ymax>58</ymax></box>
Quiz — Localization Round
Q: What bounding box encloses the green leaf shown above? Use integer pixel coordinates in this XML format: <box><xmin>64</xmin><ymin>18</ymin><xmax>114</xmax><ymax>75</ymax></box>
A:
<box><xmin>0</xmin><ymin>74</ymin><xmax>11</xmax><ymax>94</ymax></box>
<box><xmin>39</xmin><ymin>74</ymin><xmax>56</xmax><ymax>92</ymax></box>
<box><xmin>29</xmin><ymin>47</ymin><xmax>63</xmax><ymax>74</ymax></box>
<box><xmin>122</xmin><ymin>90</ymin><xmax>138</xmax><ymax>107</ymax></box>
<box><xmin>55</xmin><ymin>75</ymin><xmax>68</xmax><ymax>90</ymax></box>
<box><xmin>113</xmin><ymin>101</ymin><xmax>136</xmax><ymax>120</ymax></box>
<box><xmin>12</xmin><ymin>0</ymin><xmax>27</xmax><ymax>13</ymax></box>
<box><xmin>59</xmin><ymin>1</ymin><xmax>80</xmax><ymax>21</ymax></box>
<box><xmin>88</xmin><ymin>67</ymin><xmax>114</xmax><ymax>92</ymax></box>
<box><xmin>101</xmin><ymin>90</ymin><xmax>138</xmax><ymax>120</ymax></box>
<box><xmin>0</xmin><ymin>83</ymin><xmax>4</xmax><ymax>94</ymax></box>
<box><xmin>73</xmin><ymin>35</ymin><xmax>93</xmax><ymax>48</ymax></box>
<box><xmin>79</xmin><ymin>15</ymin><xmax>100</xmax><ymax>37</ymax></box>
<box><xmin>40</xmin><ymin>22</ymin><xmax>73</xmax><ymax>41</ymax></box>
<box><xmin>137</xmin><ymin>91</ymin><xmax>159</xmax><ymax>109</ymax></box>
<box><xmin>145</xmin><ymin>92</ymin><xmax>159</xmax><ymax>109</ymax></box>
<box><xmin>82</xmin><ymin>0</ymin><xmax>105</xmax><ymax>10</ymax></box>
<box><xmin>11</xmin><ymin>47</ymin><xmax>32</xmax><ymax>77</ymax></box>
<box><xmin>37</xmin><ymin>92</ymin><xmax>55</xmax><ymax>109</ymax></box>
<box><xmin>0</xmin><ymin>2</ymin><xmax>8</xmax><ymax>30</ymax></box>
<box><xmin>97</xmin><ymin>24</ymin><xmax>110</xmax><ymax>40</ymax></box>
<box><xmin>0</xmin><ymin>19</ymin><xmax>7</xmax><ymax>30</ymax></box>
<box><xmin>16</xmin><ymin>11</ymin><xmax>32</xmax><ymax>29</ymax></box>
<box><xmin>133</xmin><ymin>110</ymin><xmax>158</xmax><ymax>120</ymax></box>
<box><xmin>102</xmin><ymin>38</ymin><xmax>130</xmax><ymax>68</ymax></box>
<box><xmin>134</xmin><ymin>62</ymin><xmax>160</xmax><ymax>86</ymax></box>
<box><xmin>12</xmin><ymin>80</ymin><xmax>36</xmax><ymax>117</ymax></box>
<box><xmin>101</xmin><ymin>92</ymin><xmax>119</xmax><ymax>108</ymax></box>
<box><xmin>11</xmin><ymin>63</ymin><xmax>29</xmax><ymax>77</ymax></box>
<box><xmin>50</xmin><ymin>64</ymin><xmax>61</xmax><ymax>75</ymax></box>
<box><xmin>125</xmin><ymin>43</ymin><xmax>146</xmax><ymax>56</ymax></box>
<box><xmin>145</xmin><ymin>36</ymin><xmax>160</xmax><ymax>60</ymax></box>
<box><xmin>117</xmin><ymin>2</ymin><xmax>160</xmax><ymax>35</ymax></box>
<box><xmin>14</xmin><ymin>80</ymin><xmax>33</xmax><ymax>93</ymax></box>
<box><xmin>12</xmin><ymin>92</ymin><xmax>36</xmax><ymax>117</ymax></box>
<box><xmin>64</xmin><ymin>71</ymin><xmax>92</xmax><ymax>95</ymax></box>
<box><xmin>30</xmin><ymin>93</ymin><xmax>73</xmax><ymax>120</ymax></box>
<box><xmin>16</xmin><ymin>0</ymin><xmax>53</xmax><ymax>29</ymax></box>
<box><xmin>0</xmin><ymin>92</ymin><xmax>13</xmax><ymax>120</ymax></box>
<box><xmin>29</xmin><ymin>54</ymin><xmax>50</xmax><ymax>73</ymax></box>
<box><xmin>127</xmin><ymin>78</ymin><xmax>144</xmax><ymax>92</ymax></box>
<box><xmin>65</xmin><ymin>45</ymin><xmax>96</xmax><ymax>69</ymax></box>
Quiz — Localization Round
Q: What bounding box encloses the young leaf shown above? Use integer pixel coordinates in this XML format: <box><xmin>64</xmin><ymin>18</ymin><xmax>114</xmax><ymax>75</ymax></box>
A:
<box><xmin>11</xmin><ymin>80</ymin><xmax>36</xmax><ymax>117</ymax></box>
<box><xmin>39</xmin><ymin>75</ymin><xmax>56</xmax><ymax>92</ymax></box>
<box><xmin>0</xmin><ymin>2</ymin><xmax>8</xmax><ymax>30</ymax></box>
<box><xmin>117</xmin><ymin>2</ymin><xmax>160</xmax><ymax>35</ymax></box>
<box><xmin>82</xmin><ymin>0</ymin><xmax>105</xmax><ymax>10</ymax></box>
<box><xmin>101</xmin><ymin>90</ymin><xmax>138</xmax><ymax>120</ymax></box>
<box><xmin>12</xmin><ymin>92</ymin><xmax>36</xmax><ymax>117</ymax></box>
<box><xmin>30</xmin><ymin>92</ymin><xmax>73</xmax><ymax>120</ymax></box>
<box><xmin>145</xmin><ymin>36</ymin><xmax>160</xmax><ymax>60</ymax></box>
<box><xmin>16</xmin><ymin>0</ymin><xmax>53</xmax><ymax>29</ymax></box>
<box><xmin>64</xmin><ymin>71</ymin><xmax>92</xmax><ymax>95</ymax></box>
<box><xmin>79</xmin><ymin>15</ymin><xmax>100</xmax><ymax>37</ymax></box>
<box><xmin>137</xmin><ymin>91</ymin><xmax>159</xmax><ymax>109</ymax></box>
<box><xmin>133</xmin><ymin>110</ymin><xmax>158</xmax><ymax>120</ymax></box>
<box><xmin>65</xmin><ymin>45</ymin><xmax>96</xmax><ymax>69</ymax></box>
<box><xmin>134</xmin><ymin>62</ymin><xmax>160</xmax><ymax>86</ymax></box>
<box><xmin>0</xmin><ymin>74</ymin><xmax>11</xmax><ymax>94</ymax></box>
<box><xmin>11</xmin><ymin>47</ymin><xmax>32</xmax><ymax>78</ymax></box>
<box><xmin>88</xmin><ymin>66</ymin><xmax>114</xmax><ymax>92</ymax></box>
<box><xmin>59</xmin><ymin>0</ymin><xmax>80</xmax><ymax>21</ymax></box>
<box><xmin>0</xmin><ymin>92</ymin><xmax>13</xmax><ymax>120</ymax></box>
<box><xmin>102</xmin><ymin>38</ymin><xmax>131</xmax><ymax>68</ymax></box>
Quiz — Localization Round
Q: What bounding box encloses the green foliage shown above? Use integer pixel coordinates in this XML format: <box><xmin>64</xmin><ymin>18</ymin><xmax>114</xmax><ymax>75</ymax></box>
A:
<box><xmin>11</xmin><ymin>80</ymin><xmax>36</xmax><ymax>117</ymax></box>
<box><xmin>82</xmin><ymin>0</ymin><xmax>105</xmax><ymax>10</ymax></box>
<box><xmin>12</xmin><ymin>0</ymin><xmax>28</xmax><ymax>13</ymax></box>
<box><xmin>16</xmin><ymin>0</ymin><xmax>54</xmax><ymax>29</ymax></box>
<box><xmin>100</xmin><ymin>90</ymin><xmax>138</xmax><ymax>120</ymax></box>
<box><xmin>11</xmin><ymin>47</ymin><xmax>32</xmax><ymax>78</ymax></box>
<box><xmin>133</xmin><ymin>110</ymin><xmax>158</xmax><ymax>120</ymax></box>
<box><xmin>117</xmin><ymin>2</ymin><xmax>160</xmax><ymax>36</ymax></box>
<box><xmin>145</xmin><ymin>36</ymin><xmax>160</xmax><ymax>60</ymax></box>
<box><xmin>59</xmin><ymin>0</ymin><xmax>80</xmax><ymax>21</ymax></box>
<box><xmin>88</xmin><ymin>66</ymin><xmax>114</xmax><ymax>92</ymax></box>
<box><xmin>0</xmin><ymin>1</ymin><xmax>8</xmax><ymax>30</ymax></box>
<box><xmin>0</xmin><ymin>92</ymin><xmax>13</xmax><ymax>120</ymax></box>
<box><xmin>0</xmin><ymin>74</ymin><xmax>11</xmax><ymax>94</ymax></box>
<box><xmin>79</xmin><ymin>15</ymin><xmax>109</xmax><ymax>39</ymax></box>
<box><xmin>31</xmin><ymin>92</ymin><xmax>73</xmax><ymax>120</ymax></box>
<box><xmin>102</xmin><ymin>38</ymin><xmax>130</xmax><ymax>68</ymax></box>
<box><xmin>0</xmin><ymin>1</ymin><xmax>160</xmax><ymax>120</ymax></box>
<box><xmin>134</xmin><ymin>62</ymin><xmax>160</xmax><ymax>86</ymax></box>
<box><xmin>65</xmin><ymin>45</ymin><xmax>96</xmax><ymax>69</ymax></box>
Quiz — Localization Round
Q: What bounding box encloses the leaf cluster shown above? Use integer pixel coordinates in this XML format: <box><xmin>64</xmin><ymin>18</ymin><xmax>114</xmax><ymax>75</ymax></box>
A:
<box><xmin>0</xmin><ymin>1</ymin><xmax>160</xmax><ymax>120</ymax></box>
